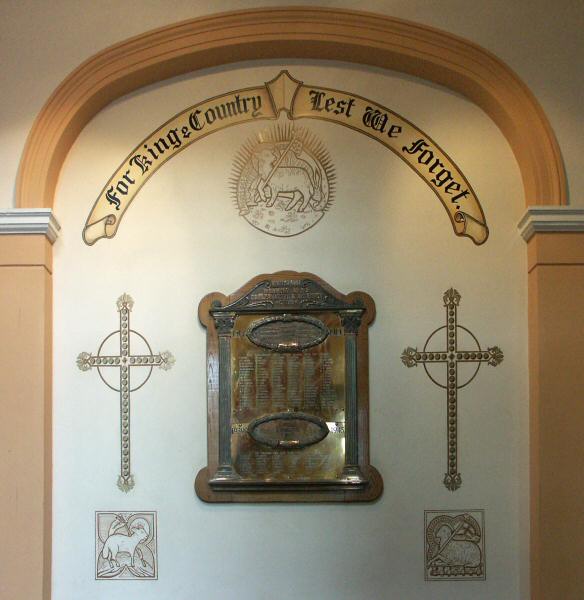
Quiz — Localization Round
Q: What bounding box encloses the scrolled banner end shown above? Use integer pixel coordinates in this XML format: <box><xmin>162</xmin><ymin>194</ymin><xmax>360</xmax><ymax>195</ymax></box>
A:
<box><xmin>83</xmin><ymin>214</ymin><xmax>117</xmax><ymax>246</ymax></box>
<box><xmin>453</xmin><ymin>211</ymin><xmax>489</xmax><ymax>245</ymax></box>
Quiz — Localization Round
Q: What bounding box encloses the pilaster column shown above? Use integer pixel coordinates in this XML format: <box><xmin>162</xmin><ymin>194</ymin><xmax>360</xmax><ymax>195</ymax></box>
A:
<box><xmin>340</xmin><ymin>309</ymin><xmax>366</xmax><ymax>484</ymax></box>
<box><xmin>210</xmin><ymin>312</ymin><xmax>238</xmax><ymax>482</ymax></box>
<box><xmin>519</xmin><ymin>206</ymin><xmax>584</xmax><ymax>600</ymax></box>
<box><xmin>0</xmin><ymin>208</ymin><xmax>60</xmax><ymax>600</ymax></box>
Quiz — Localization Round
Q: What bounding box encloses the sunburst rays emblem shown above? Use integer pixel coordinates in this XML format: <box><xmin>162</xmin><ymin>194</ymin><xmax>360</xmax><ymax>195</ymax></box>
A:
<box><xmin>231</xmin><ymin>124</ymin><xmax>335</xmax><ymax>236</ymax></box>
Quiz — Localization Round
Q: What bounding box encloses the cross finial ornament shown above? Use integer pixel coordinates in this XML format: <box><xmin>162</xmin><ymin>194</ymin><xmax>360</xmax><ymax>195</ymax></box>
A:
<box><xmin>401</xmin><ymin>288</ymin><xmax>503</xmax><ymax>491</ymax></box>
<box><xmin>77</xmin><ymin>294</ymin><xmax>175</xmax><ymax>492</ymax></box>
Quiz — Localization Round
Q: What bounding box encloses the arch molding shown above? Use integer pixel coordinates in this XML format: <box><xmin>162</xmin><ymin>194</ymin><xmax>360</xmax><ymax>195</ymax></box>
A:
<box><xmin>16</xmin><ymin>7</ymin><xmax>566</xmax><ymax>210</ymax></box>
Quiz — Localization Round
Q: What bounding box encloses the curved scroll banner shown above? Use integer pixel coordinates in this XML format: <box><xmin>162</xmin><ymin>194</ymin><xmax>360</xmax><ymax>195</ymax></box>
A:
<box><xmin>83</xmin><ymin>71</ymin><xmax>488</xmax><ymax>245</ymax></box>
<box><xmin>83</xmin><ymin>85</ymin><xmax>277</xmax><ymax>244</ymax></box>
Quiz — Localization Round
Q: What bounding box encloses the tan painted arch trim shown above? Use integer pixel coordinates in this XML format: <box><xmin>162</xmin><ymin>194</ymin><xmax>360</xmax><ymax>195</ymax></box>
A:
<box><xmin>16</xmin><ymin>7</ymin><xmax>566</xmax><ymax>210</ymax></box>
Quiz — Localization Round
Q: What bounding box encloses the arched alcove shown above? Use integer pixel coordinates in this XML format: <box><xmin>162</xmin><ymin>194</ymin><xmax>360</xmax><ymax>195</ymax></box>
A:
<box><xmin>5</xmin><ymin>9</ymin><xmax>581</xmax><ymax>600</ymax></box>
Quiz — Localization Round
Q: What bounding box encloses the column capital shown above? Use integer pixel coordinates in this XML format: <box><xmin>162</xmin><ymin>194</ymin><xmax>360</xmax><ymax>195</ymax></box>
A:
<box><xmin>340</xmin><ymin>310</ymin><xmax>363</xmax><ymax>334</ymax></box>
<box><xmin>212</xmin><ymin>312</ymin><xmax>236</xmax><ymax>335</ymax></box>
<box><xmin>0</xmin><ymin>208</ymin><xmax>61</xmax><ymax>243</ymax></box>
<box><xmin>518</xmin><ymin>205</ymin><xmax>584</xmax><ymax>242</ymax></box>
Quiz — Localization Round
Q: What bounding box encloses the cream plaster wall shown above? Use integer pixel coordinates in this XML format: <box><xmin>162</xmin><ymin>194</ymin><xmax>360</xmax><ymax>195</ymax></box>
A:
<box><xmin>0</xmin><ymin>0</ymin><xmax>582</xmax><ymax>211</ymax></box>
<box><xmin>53</xmin><ymin>62</ymin><xmax>527</xmax><ymax>599</ymax></box>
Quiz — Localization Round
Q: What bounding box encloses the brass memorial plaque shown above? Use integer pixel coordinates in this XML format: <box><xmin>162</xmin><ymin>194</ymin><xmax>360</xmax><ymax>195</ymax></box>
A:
<box><xmin>195</xmin><ymin>271</ymin><xmax>383</xmax><ymax>502</ymax></box>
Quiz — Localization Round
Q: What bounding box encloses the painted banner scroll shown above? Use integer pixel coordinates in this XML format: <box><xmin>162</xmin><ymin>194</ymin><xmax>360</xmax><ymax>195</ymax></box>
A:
<box><xmin>83</xmin><ymin>71</ymin><xmax>488</xmax><ymax>245</ymax></box>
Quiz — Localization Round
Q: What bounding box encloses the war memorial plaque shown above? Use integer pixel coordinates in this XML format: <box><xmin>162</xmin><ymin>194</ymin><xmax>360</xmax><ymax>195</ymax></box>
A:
<box><xmin>195</xmin><ymin>271</ymin><xmax>383</xmax><ymax>502</ymax></box>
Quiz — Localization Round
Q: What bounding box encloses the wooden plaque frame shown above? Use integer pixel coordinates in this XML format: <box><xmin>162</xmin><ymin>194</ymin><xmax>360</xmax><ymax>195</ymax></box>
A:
<box><xmin>195</xmin><ymin>271</ymin><xmax>383</xmax><ymax>502</ymax></box>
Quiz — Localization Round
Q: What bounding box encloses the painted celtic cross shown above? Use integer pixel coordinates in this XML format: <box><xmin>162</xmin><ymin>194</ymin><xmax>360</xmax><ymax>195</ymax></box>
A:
<box><xmin>401</xmin><ymin>289</ymin><xmax>503</xmax><ymax>491</ymax></box>
<box><xmin>77</xmin><ymin>294</ymin><xmax>174</xmax><ymax>492</ymax></box>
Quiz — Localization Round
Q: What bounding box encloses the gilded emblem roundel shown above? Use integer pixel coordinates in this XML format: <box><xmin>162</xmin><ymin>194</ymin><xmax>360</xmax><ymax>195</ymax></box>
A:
<box><xmin>232</xmin><ymin>125</ymin><xmax>335</xmax><ymax>236</ymax></box>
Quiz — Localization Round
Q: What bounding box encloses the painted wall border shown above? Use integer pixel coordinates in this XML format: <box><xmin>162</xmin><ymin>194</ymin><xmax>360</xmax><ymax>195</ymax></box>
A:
<box><xmin>3</xmin><ymin>7</ymin><xmax>581</xmax><ymax>600</ymax></box>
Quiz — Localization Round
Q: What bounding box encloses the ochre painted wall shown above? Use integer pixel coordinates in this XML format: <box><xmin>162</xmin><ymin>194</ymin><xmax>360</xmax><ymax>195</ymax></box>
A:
<box><xmin>528</xmin><ymin>233</ymin><xmax>584</xmax><ymax>600</ymax></box>
<box><xmin>0</xmin><ymin>237</ymin><xmax>52</xmax><ymax>600</ymax></box>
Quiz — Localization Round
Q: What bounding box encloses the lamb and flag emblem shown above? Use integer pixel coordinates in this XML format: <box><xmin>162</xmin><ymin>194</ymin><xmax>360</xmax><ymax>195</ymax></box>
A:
<box><xmin>425</xmin><ymin>510</ymin><xmax>486</xmax><ymax>580</ymax></box>
<box><xmin>96</xmin><ymin>511</ymin><xmax>157</xmax><ymax>579</ymax></box>
<box><xmin>231</xmin><ymin>124</ymin><xmax>335</xmax><ymax>236</ymax></box>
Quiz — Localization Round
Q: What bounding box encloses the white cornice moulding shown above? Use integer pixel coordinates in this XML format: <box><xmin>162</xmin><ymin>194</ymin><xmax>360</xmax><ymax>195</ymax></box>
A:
<box><xmin>518</xmin><ymin>206</ymin><xmax>584</xmax><ymax>241</ymax></box>
<box><xmin>0</xmin><ymin>208</ymin><xmax>61</xmax><ymax>243</ymax></box>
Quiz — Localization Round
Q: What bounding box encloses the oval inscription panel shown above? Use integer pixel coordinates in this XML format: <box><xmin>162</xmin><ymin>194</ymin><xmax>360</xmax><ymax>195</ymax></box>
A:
<box><xmin>248</xmin><ymin>412</ymin><xmax>329</xmax><ymax>449</ymax></box>
<box><xmin>246</xmin><ymin>315</ymin><xmax>329</xmax><ymax>352</ymax></box>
